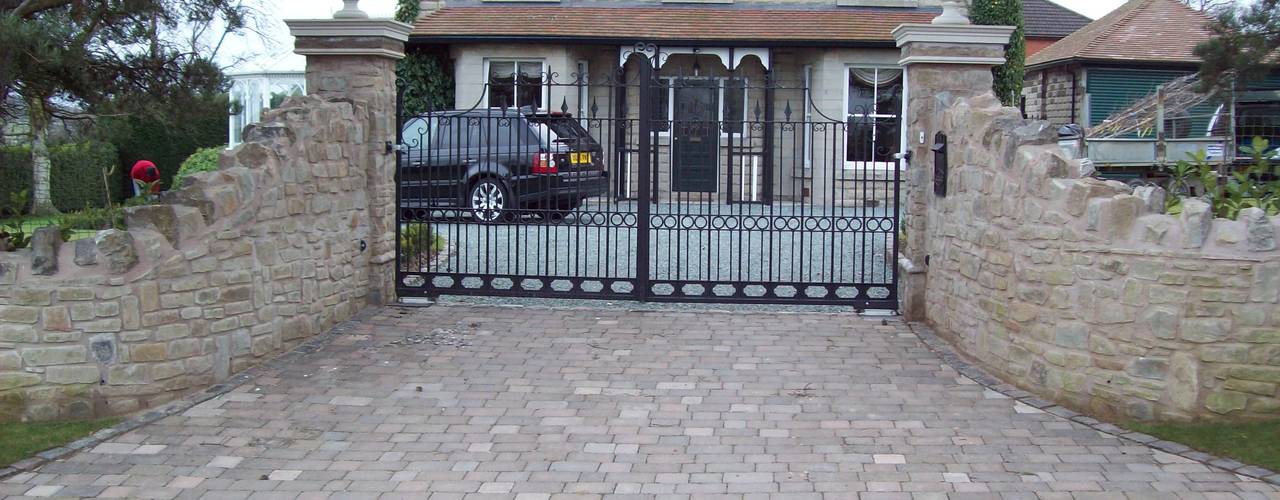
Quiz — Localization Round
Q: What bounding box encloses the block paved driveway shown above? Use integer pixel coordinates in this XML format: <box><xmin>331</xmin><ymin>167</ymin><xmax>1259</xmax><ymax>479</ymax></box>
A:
<box><xmin>4</xmin><ymin>304</ymin><xmax>1279</xmax><ymax>499</ymax></box>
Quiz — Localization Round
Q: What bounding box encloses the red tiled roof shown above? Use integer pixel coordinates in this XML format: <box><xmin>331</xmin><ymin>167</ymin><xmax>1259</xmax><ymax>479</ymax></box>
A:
<box><xmin>1026</xmin><ymin>0</ymin><xmax>1216</xmax><ymax>69</ymax></box>
<box><xmin>411</xmin><ymin>6</ymin><xmax>938</xmax><ymax>44</ymax></box>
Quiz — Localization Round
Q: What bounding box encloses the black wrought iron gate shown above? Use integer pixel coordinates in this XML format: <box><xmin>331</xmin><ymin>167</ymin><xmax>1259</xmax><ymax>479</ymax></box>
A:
<box><xmin>395</xmin><ymin>52</ymin><xmax>899</xmax><ymax>309</ymax></box>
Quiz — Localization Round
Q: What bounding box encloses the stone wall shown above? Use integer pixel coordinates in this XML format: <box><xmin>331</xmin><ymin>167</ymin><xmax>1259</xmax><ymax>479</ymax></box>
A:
<box><xmin>918</xmin><ymin>93</ymin><xmax>1280</xmax><ymax>421</ymax></box>
<box><xmin>0</xmin><ymin>95</ymin><xmax>394</xmax><ymax>421</ymax></box>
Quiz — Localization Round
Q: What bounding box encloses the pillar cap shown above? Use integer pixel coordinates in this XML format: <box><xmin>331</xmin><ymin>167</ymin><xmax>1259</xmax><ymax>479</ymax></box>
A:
<box><xmin>893</xmin><ymin>23</ymin><xmax>1015</xmax><ymax>47</ymax></box>
<box><xmin>893</xmin><ymin>23</ymin><xmax>1015</xmax><ymax>66</ymax></box>
<box><xmin>286</xmin><ymin>18</ymin><xmax>414</xmax><ymax>59</ymax></box>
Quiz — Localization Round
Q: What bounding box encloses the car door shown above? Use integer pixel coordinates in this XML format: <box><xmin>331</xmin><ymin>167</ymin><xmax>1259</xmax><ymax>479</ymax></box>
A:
<box><xmin>429</xmin><ymin>113</ymin><xmax>485</xmax><ymax>206</ymax></box>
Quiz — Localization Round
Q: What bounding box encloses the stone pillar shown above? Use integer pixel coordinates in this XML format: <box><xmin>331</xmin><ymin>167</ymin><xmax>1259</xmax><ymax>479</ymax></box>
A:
<box><xmin>287</xmin><ymin>5</ymin><xmax>413</xmax><ymax>305</ymax></box>
<box><xmin>893</xmin><ymin>8</ymin><xmax>1013</xmax><ymax>320</ymax></box>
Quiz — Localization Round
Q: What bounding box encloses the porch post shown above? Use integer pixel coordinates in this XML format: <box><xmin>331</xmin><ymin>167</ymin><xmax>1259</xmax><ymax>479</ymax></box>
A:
<box><xmin>893</xmin><ymin>8</ymin><xmax>1013</xmax><ymax>320</ymax></box>
<box><xmin>286</xmin><ymin>4</ymin><xmax>413</xmax><ymax>305</ymax></box>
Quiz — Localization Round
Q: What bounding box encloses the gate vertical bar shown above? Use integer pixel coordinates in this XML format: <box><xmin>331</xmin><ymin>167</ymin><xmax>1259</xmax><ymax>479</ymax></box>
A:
<box><xmin>393</xmin><ymin>81</ymin><xmax>404</xmax><ymax>294</ymax></box>
<box><xmin>636</xmin><ymin>55</ymin><xmax>654</xmax><ymax>301</ymax></box>
<box><xmin>762</xmin><ymin>56</ymin><xmax>776</xmax><ymax>205</ymax></box>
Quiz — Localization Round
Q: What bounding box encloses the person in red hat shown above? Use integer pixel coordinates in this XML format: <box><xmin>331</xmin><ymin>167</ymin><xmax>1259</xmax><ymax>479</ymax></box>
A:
<box><xmin>130</xmin><ymin>160</ymin><xmax>161</xmax><ymax>197</ymax></box>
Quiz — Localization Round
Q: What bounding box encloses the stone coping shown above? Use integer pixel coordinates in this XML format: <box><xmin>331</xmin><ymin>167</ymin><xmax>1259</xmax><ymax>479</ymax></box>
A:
<box><xmin>0</xmin><ymin>307</ymin><xmax>380</xmax><ymax>480</ymax></box>
<box><xmin>909</xmin><ymin>321</ymin><xmax>1280</xmax><ymax>487</ymax></box>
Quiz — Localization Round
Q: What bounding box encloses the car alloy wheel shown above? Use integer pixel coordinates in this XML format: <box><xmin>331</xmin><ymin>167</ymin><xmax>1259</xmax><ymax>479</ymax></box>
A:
<box><xmin>470</xmin><ymin>180</ymin><xmax>506</xmax><ymax>222</ymax></box>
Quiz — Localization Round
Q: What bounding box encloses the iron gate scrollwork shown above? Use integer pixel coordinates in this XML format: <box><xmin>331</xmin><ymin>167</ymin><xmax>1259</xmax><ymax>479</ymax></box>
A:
<box><xmin>395</xmin><ymin>50</ymin><xmax>900</xmax><ymax>308</ymax></box>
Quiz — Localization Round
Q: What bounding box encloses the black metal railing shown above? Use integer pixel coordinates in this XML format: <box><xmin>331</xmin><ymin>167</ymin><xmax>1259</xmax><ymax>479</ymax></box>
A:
<box><xmin>395</xmin><ymin>52</ymin><xmax>900</xmax><ymax>308</ymax></box>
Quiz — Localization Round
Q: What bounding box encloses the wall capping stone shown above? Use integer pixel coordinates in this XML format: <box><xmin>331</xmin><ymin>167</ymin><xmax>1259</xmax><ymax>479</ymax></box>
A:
<box><xmin>286</xmin><ymin>18</ymin><xmax>414</xmax><ymax>60</ymax></box>
<box><xmin>893</xmin><ymin>24</ymin><xmax>1016</xmax><ymax>48</ymax></box>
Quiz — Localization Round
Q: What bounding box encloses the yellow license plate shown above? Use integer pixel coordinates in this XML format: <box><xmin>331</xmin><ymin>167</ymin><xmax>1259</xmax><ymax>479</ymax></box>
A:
<box><xmin>571</xmin><ymin>152</ymin><xmax>592</xmax><ymax>164</ymax></box>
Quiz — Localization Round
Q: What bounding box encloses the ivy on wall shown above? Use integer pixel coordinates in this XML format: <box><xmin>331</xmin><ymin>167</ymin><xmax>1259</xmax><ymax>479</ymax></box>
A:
<box><xmin>395</xmin><ymin>0</ymin><xmax>455</xmax><ymax>115</ymax></box>
<box><xmin>969</xmin><ymin>0</ymin><xmax>1026</xmax><ymax>107</ymax></box>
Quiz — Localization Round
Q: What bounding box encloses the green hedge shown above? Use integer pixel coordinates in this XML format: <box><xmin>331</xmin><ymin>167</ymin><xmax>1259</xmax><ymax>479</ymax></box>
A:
<box><xmin>100</xmin><ymin>94</ymin><xmax>230</xmax><ymax>193</ymax></box>
<box><xmin>0</xmin><ymin>147</ymin><xmax>31</xmax><ymax>216</ymax></box>
<box><xmin>0</xmin><ymin>141</ymin><xmax>123</xmax><ymax>215</ymax></box>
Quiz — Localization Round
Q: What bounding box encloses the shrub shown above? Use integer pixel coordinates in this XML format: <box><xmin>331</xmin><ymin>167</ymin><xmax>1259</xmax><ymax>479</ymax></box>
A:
<box><xmin>57</xmin><ymin>205</ymin><xmax>125</xmax><ymax>232</ymax></box>
<box><xmin>1165</xmin><ymin>137</ymin><xmax>1280</xmax><ymax>219</ymax></box>
<box><xmin>174</xmin><ymin>146</ymin><xmax>225</xmax><ymax>187</ymax></box>
<box><xmin>400</xmin><ymin>224</ymin><xmax>444</xmax><ymax>270</ymax></box>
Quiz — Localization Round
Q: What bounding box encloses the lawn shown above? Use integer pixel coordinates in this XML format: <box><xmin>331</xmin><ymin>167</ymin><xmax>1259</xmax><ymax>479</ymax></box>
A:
<box><xmin>1129</xmin><ymin>420</ymin><xmax>1280</xmax><ymax>471</ymax></box>
<box><xmin>1</xmin><ymin>213</ymin><xmax>105</xmax><ymax>242</ymax></box>
<box><xmin>0</xmin><ymin>418</ymin><xmax>120</xmax><ymax>467</ymax></box>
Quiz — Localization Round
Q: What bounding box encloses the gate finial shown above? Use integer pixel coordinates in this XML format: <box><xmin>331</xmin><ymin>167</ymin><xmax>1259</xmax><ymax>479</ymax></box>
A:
<box><xmin>334</xmin><ymin>0</ymin><xmax>369</xmax><ymax>19</ymax></box>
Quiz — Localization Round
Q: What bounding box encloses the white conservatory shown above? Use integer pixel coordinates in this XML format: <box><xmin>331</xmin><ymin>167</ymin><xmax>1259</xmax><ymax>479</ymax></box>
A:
<box><xmin>227</xmin><ymin>71</ymin><xmax>306</xmax><ymax>147</ymax></box>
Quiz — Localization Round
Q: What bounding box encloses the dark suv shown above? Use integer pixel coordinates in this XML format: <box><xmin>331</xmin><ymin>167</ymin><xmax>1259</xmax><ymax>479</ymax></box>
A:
<box><xmin>399</xmin><ymin>108</ymin><xmax>608</xmax><ymax>222</ymax></box>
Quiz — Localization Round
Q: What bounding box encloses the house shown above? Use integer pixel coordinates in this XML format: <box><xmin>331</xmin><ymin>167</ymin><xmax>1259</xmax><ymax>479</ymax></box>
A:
<box><xmin>1021</xmin><ymin>0</ymin><xmax>1091</xmax><ymax>59</ymax></box>
<box><xmin>1021</xmin><ymin>0</ymin><xmax>1216</xmax><ymax>132</ymax></box>
<box><xmin>408</xmin><ymin>0</ymin><xmax>950</xmax><ymax>205</ymax></box>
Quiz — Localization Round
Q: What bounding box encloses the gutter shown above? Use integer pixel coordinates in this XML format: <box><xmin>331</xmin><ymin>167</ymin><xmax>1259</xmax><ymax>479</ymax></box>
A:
<box><xmin>407</xmin><ymin>35</ymin><xmax>899</xmax><ymax>49</ymax></box>
<box><xmin>1026</xmin><ymin>56</ymin><xmax>1202</xmax><ymax>73</ymax></box>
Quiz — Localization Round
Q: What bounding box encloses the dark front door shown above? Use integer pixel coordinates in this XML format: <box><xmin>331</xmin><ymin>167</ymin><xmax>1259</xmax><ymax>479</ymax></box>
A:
<box><xmin>671</xmin><ymin>79</ymin><xmax>718</xmax><ymax>193</ymax></box>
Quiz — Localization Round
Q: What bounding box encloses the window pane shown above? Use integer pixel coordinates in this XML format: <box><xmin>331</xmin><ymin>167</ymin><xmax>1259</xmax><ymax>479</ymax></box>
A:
<box><xmin>517</xmin><ymin>62</ymin><xmax>544</xmax><ymax>110</ymax></box>
<box><xmin>437</xmin><ymin>115</ymin><xmax>484</xmax><ymax>150</ymax></box>
<box><xmin>876</xmin><ymin>79</ymin><xmax>902</xmax><ymax>117</ymax></box>
<box><xmin>873</xmin><ymin>117</ymin><xmax>900</xmax><ymax>162</ymax></box>
<box><xmin>653</xmin><ymin>80</ymin><xmax>670</xmax><ymax>132</ymax></box>
<box><xmin>846</xmin><ymin>116</ymin><xmax>873</xmax><ymax>162</ymax></box>
<box><xmin>848</xmin><ymin>73</ymin><xmax>875</xmax><ymax>117</ymax></box>
<box><xmin>518</xmin><ymin>62</ymin><xmax>543</xmax><ymax>79</ymax></box>
<box><xmin>488</xmin><ymin>61</ymin><xmax>516</xmax><ymax>108</ymax></box>
<box><xmin>723</xmin><ymin>79</ymin><xmax>745</xmax><ymax>134</ymax></box>
<box><xmin>517</xmin><ymin>72</ymin><xmax>543</xmax><ymax>109</ymax></box>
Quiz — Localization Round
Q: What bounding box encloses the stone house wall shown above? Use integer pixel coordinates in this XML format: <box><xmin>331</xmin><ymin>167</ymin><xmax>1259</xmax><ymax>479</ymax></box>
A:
<box><xmin>0</xmin><ymin>95</ymin><xmax>394</xmax><ymax>421</ymax></box>
<box><xmin>1022</xmin><ymin>67</ymin><xmax>1083</xmax><ymax>128</ymax></box>
<box><xmin>920</xmin><ymin>93</ymin><xmax>1280</xmax><ymax>421</ymax></box>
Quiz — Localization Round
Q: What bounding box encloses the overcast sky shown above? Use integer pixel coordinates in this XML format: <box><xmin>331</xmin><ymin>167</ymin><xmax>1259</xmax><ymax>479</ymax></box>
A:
<box><xmin>221</xmin><ymin>0</ymin><xmax>1129</xmax><ymax>73</ymax></box>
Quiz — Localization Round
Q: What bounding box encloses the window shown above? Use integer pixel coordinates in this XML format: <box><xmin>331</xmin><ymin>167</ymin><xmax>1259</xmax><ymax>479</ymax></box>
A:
<box><xmin>846</xmin><ymin>67</ymin><xmax>903</xmax><ymax>168</ymax></box>
<box><xmin>436</xmin><ymin>115</ymin><xmax>485</xmax><ymax>150</ymax></box>
<box><xmin>486</xmin><ymin>59</ymin><xmax>545</xmax><ymax>109</ymax></box>
<box><xmin>722</xmin><ymin>78</ymin><xmax>746</xmax><ymax>134</ymax></box>
<box><xmin>652</xmin><ymin>77</ymin><xmax>749</xmax><ymax>135</ymax></box>
<box><xmin>653</xmin><ymin>79</ymin><xmax>671</xmax><ymax>132</ymax></box>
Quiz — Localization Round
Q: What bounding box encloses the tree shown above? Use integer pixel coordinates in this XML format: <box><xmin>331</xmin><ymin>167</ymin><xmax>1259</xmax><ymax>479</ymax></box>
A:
<box><xmin>969</xmin><ymin>0</ymin><xmax>1026</xmax><ymax>107</ymax></box>
<box><xmin>1195</xmin><ymin>0</ymin><xmax>1280</xmax><ymax>94</ymax></box>
<box><xmin>395</xmin><ymin>0</ymin><xmax>455</xmax><ymax>115</ymax></box>
<box><xmin>0</xmin><ymin>0</ymin><xmax>252</xmax><ymax>214</ymax></box>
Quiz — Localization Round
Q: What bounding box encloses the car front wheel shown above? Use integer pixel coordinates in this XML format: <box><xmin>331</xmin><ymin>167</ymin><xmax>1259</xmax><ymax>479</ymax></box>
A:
<box><xmin>469</xmin><ymin>179</ymin><xmax>509</xmax><ymax>223</ymax></box>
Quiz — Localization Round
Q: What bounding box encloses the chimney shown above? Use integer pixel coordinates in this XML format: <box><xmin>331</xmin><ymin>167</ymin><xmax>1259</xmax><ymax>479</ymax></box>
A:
<box><xmin>420</xmin><ymin>0</ymin><xmax>444</xmax><ymax>14</ymax></box>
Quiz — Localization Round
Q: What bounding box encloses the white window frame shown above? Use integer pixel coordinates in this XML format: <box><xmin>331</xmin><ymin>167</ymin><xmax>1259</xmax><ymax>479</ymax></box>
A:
<box><xmin>482</xmin><ymin>58</ymin><xmax>549</xmax><ymax>110</ymax></box>
<box><xmin>655</xmin><ymin>76</ymin><xmax>750</xmax><ymax>137</ymax></box>
<box><xmin>803</xmin><ymin>64</ymin><xmax>813</xmax><ymax>170</ymax></box>
<box><xmin>843</xmin><ymin>65</ymin><xmax>904</xmax><ymax>170</ymax></box>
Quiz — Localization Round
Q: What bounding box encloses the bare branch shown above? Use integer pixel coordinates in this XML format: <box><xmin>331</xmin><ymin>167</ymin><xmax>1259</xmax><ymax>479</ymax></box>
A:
<box><xmin>10</xmin><ymin>0</ymin><xmax>73</xmax><ymax>18</ymax></box>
